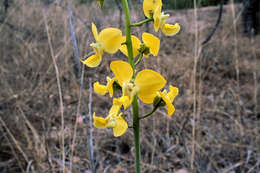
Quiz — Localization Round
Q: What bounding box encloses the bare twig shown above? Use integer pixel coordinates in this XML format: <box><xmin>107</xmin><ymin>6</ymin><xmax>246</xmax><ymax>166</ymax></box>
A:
<box><xmin>42</xmin><ymin>9</ymin><xmax>65</xmax><ymax>173</ymax></box>
<box><xmin>250</xmin><ymin>32</ymin><xmax>258</xmax><ymax>118</ymax></box>
<box><xmin>191</xmin><ymin>0</ymin><xmax>199</xmax><ymax>171</ymax></box>
<box><xmin>0</xmin><ymin>125</ymin><xmax>25</xmax><ymax>173</ymax></box>
<box><xmin>0</xmin><ymin>117</ymin><xmax>29</xmax><ymax>163</ymax></box>
<box><xmin>68</xmin><ymin>6</ymin><xmax>86</xmax><ymax>172</ymax></box>
<box><xmin>201</xmin><ymin>0</ymin><xmax>224</xmax><ymax>45</ymax></box>
<box><xmin>221</xmin><ymin>161</ymin><xmax>244</xmax><ymax>173</ymax></box>
<box><xmin>69</xmin><ymin>64</ymin><xmax>86</xmax><ymax>172</ymax></box>
<box><xmin>87</xmin><ymin>78</ymin><xmax>96</xmax><ymax>173</ymax></box>
<box><xmin>69</xmin><ymin>8</ymin><xmax>81</xmax><ymax>78</ymax></box>
<box><xmin>0</xmin><ymin>158</ymin><xmax>15</xmax><ymax>168</ymax></box>
<box><xmin>230</xmin><ymin>5</ymin><xmax>244</xmax><ymax>169</ymax></box>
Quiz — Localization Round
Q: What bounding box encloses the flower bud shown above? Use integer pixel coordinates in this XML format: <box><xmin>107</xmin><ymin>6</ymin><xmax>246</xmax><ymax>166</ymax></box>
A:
<box><xmin>153</xmin><ymin>95</ymin><xmax>166</xmax><ymax>108</ymax></box>
<box><xmin>138</xmin><ymin>43</ymin><xmax>150</xmax><ymax>55</ymax></box>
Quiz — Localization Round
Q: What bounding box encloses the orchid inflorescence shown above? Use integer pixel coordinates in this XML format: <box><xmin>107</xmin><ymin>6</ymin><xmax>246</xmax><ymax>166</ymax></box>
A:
<box><xmin>81</xmin><ymin>0</ymin><xmax>180</xmax><ymax>171</ymax></box>
<box><xmin>81</xmin><ymin>0</ymin><xmax>180</xmax><ymax>138</ymax></box>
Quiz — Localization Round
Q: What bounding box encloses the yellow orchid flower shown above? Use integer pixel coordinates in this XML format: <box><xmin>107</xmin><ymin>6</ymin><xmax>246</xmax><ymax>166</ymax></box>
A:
<box><xmin>81</xmin><ymin>23</ymin><xmax>123</xmax><ymax>67</ymax></box>
<box><xmin>119</xmin><ymin>33</ymin><xmax>160</xmax><ymax>58</ymax></box>
<box><xmin>110</xmin><ymin>60</ymin><xmax>166</xmax><ymax>109</ymax></box>
<box><xmin>143</xmin><ymin>0</ymin><xmax>180</xmax><ymax>36</ymax></box>
<box><xmin>94</xmin><ymin>77</ymin><xmax>116</xmax><ymax>97</ymax></box>
<box><xmin>158</xmin><ymin>85</ymin><xmax>178</xmax><ymax>116</ymax></box>
<box><xmin>143</xmin><ymin>0</ymin><xmax>162</xmax><ymax>18</ymax></box>
<box><xmin>93</xmin><ymin>98</ymin><xmax>128</xmax><ymax>137</ymax></box>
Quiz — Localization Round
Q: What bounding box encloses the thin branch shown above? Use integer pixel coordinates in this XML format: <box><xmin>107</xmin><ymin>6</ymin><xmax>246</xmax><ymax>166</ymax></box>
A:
<box><xmin>0</xmin><ymin>117</ymin><xmax>29</xmax><ymax>163</ymax></box>
<box><xmin>42</xmin><ymin>10</ymin><xmax>65</xmax><ymax>173</ymax></box>
<box><xmin>68</xmin><ymin>6</ymin><xmax>86</xmax><ymax>172</ymax></box>
<box><xmin>130</xmin><ymin>18</ymin><xmax>153</xmax><ymax>27</ymax></box>
<box><xmin>69</xmin><ymin>8</ymin><xmax>81</xmax><ymax>78</ymax></box>
<box><xmin>201</xmin><ymin>0</ymin><xmax>224</xmax><ymax>45</ymax></box>
<box><xmin>87</xmin><ymin>78</ymin><xmax>96</xmax><ymax>173</ymax></box>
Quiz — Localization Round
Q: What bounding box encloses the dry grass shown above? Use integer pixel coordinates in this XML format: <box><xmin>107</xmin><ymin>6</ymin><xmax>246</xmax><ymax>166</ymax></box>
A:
<box><xmin>0</xmin><ymin>0</ymin><xmax>260</xmax><ymax>173</ymax></box>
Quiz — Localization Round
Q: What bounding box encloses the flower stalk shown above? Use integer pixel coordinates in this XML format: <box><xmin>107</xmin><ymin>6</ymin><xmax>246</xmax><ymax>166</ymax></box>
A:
<box><xmin>121</xmin><ymin>0</ymin><xmax>141</xmax><ymax>172</ymax></box>
<box><xmin>130</xmin><ymin>18</ymin><xmax>153</xmax><ymax>27</ymax></box>
<box><xmin>121</xmin><ymin>0</ymin><xmax>134</xmax><ymax>68</ymax></box>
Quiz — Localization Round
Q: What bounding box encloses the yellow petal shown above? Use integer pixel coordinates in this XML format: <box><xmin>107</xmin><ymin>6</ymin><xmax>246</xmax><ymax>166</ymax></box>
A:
<box><xmin>93</xmin><ymin>82</ymin><xmax>107</xmax><ymax>95</ymax></box>
<box><xmin>160</xmin><ymin>92</ymin><xmax>175</xmax><ymax>116</ymax></box>
<box><xmin>92</xmin><ymin>23</ymin><xmax>99</xmax><ymax>41</ymax></box>
<box><xmin>119</xmin><ymin>36</ymin><xmax>128</xmax><ymax>57</ymax></box>
<box><xmin>162</xmin><ymin>23</ymin><xmax>181</xmax><ymax>36</ymax></box>
<box><xmin>142</xmin><ymin>32</ymin><xmax>160</xmax><ymax>57</ymax></box>
<box><xmin>99</xmin><ymin>28</ymin><xmax>123</xmax><ymax>54</ymax></box>
<box><xmin>109</xmin><ymin>100</ymin><xmax>122</xmax><ymax>115</ymax></box>
<box><xmin>110</xmin><ymin>61</ymin><xmax>133</xmax><ymax>86</ymax></box>
<box><xmin>153</xmin><ymin>5</ymin><xmax>162</xmax><ymax>32</ymax></box>
<box><xmin>107</xmin><ymin>77</ymin><xmax>116</xmax><ymax>97</ymax></box>
<box><xmin>135</xmin><ymin>69</ymin><xmax>166</xmax><ymax>103</ymax></box>
<box><xmin>168</xmin><ymin>85</ymin><xmax>179</xmax><ymax>102</ymax></box>
<box><xmin>119</xmin><ymin>35</ymin><xmax>141</xmax><ymax>58</ymax></box>
<box><xmin>93</xmin><ymin>113</ymin><xmax>107</xmax><ymax>128</ymax></box>
<box><xmin>112</xmin><ymin>96</ymin><xmax>131</xmax><ymax>110</ymax></box>
<box><xmin>119</xmin><ymin>96</ymin><xmax>132</xmax><ymax>110</ymax></box>
<box><xmin>138</xmin><ymin>92</ymin><xmax>157</xmax><ymax>104</ymax></box>
<box><xmin>113</xmin><ymin>115</ymin><xmax>128</xmax><ymax>137</ymax></box>
<box><xmin>113</xmin><ymin>97</ymin><xmax>123</xmax><ymax>106</ymax></box>
<box><xmin>81</xmin><ymin>54</ymin><xmax>102</xmax><ymax>68</ymax></box>
<box><xmin>113</xmin><ymin>96</ymin><xmax>131</xmax><ymax>110</ymax></box>
<box><xmin>143</xmin><ymin>0</ymin><xmax>162</xmax><ymax>18</ymax></box>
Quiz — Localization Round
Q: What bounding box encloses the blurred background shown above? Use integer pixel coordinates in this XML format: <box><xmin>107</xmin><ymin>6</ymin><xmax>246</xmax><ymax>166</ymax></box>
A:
<box><xmin>0</xmin><ymin>0</ymin><xmax>259</xmax><ymax>172</ymax></box>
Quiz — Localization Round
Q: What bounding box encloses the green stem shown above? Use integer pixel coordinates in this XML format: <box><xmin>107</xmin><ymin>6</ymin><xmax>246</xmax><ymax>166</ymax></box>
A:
<box><xmin>134</xmin><ymin>53</ymin><xmax>143</xmax><ymax>66</ymax></box>
<box><xmin>121</xmin><ymin>0</ymin><xmax>134</xmax><ymax>68</ymax></box>
<box><xmin>139</xmin><ymin>98</ymin><xmax>162</xmax><ymax>119</ymax></box>
<box><xmin>131</xmin><ymin>18</ymin><xmax>153</xmax><ymax>27</ymax></box>
<box><xmin>132</xmin><ymin>95</ymin><xmax>141</xmax><ymax>173</ymax></box>
<box><xmin>139</xmin><ymin>107</ymin><xmax>157</xmax><ymax>119</ymax></box>
<box><xmin>121</xmin><ymin>0</ymin><xmax>141</xmax><ymax>172</ymax></box>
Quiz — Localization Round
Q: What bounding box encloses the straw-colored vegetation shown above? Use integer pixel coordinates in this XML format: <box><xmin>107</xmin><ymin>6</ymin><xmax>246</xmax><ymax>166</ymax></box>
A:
<box><xmin>0</xmin><ymin>0</ymin><xmax>259</xmax><ymax>172</ymax></box>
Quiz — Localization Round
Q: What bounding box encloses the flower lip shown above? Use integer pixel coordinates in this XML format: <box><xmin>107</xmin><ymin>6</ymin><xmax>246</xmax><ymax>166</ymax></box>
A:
<box><xmin>82</xmin><ymin>23</ymin><xmax>123</xmax><ymax>68</ymax></box>
<box><xmin>158</xmin><ymin>85</ymin><xmax>178</xmax><ymax>116</ymax></box>
<box><xmin>93</xmin><ymin>98</ymin><xmax>128</xmax><ymax>137</ymax></box>
<box><xmin>162</xmin><ymin>23</ymin><xmax>181</xmax><ymax>36</ymax></box>
<box><xmin>106</xmin><ymin>114</ymin><xmax>117</xmax><ymax>128</ymax></box>
<box><xmin>81</xmin><ymin>53</ymin><xmax>102</xmax><ymax>68</ymax></box>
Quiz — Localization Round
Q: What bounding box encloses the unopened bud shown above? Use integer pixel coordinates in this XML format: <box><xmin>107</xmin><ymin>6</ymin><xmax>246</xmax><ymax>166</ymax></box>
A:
<box><xmin>138</xmin><ymin>44</ymin><xmax>150</xmax><ymax>55</ymax></box>
<box><xmin>153</xmin><ymin>95</ymin><xmax>166</xmax><ymax>108</ymax></box>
